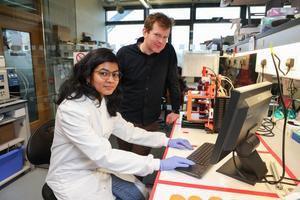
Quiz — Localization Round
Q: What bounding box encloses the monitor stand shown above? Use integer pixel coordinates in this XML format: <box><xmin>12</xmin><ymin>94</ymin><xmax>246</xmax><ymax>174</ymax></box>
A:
<box><xmin>216</xmin><ymin>151</ymin><xmax>268</xmax><ymax>185</ymax></box>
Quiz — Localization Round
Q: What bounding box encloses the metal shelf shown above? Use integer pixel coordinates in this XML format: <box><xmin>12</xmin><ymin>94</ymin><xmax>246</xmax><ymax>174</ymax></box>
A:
<box><xmin>0</xmin><ymin>117</ymin><xmax>16</xmax><ymax>126</ymax></box>
<box><xmin>228</xmin><ymin>18</ymin><xmax>300</xmax><ymax>53</ymax></box>
<box><xmin>0</xmin><ymin>137</ymin><xmax>25</xmax><ymax>152</ymax></box>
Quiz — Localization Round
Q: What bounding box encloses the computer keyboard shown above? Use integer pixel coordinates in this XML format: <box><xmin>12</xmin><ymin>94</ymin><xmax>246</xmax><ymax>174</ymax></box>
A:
<box><xmin>176</xmin><ymin>142</ymin><xmax>214</xmax><ymax>179</ymax></box>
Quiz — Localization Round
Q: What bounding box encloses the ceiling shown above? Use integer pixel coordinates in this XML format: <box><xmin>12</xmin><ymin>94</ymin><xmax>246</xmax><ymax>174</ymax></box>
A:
<box><xmin>101</xmin><ymin>0</ymin><xmax>271</xmax><ymax>8</ymax></box>
<box><xmin>102</xmin><ymin>0</ymin><xmax>222</xmax><ymax>7</ymax></box>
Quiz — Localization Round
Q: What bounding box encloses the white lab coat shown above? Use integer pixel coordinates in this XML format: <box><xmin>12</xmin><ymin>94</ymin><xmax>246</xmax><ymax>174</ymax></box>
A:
<box><xmin>46</xmin><ymin>96</ymin><xmax>169</xmax><ymax>200</ymax></box>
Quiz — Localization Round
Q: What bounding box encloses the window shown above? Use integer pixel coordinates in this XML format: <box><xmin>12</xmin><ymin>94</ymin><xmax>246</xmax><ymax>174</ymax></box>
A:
<box><xmin>149</xmin><ymin>8</ymin><xmax>190</xmax><ymax>19</ymax></box>
<box><xmin>107</xmin><ymin>24</ymin><xmax>144</xmax><ymax>52</ymax></box>
<box><xmin>171</xmin><ymin>26</ymin><xmax>190</xmax><ymax>66</ymax></box>
<box><xmin>2</xmin><ymin>29</ymin><xmax>38</xmax><ymax>121</ymax></box>
<box><xmin>193</xmin><ymin>23</ymin><xmax>234</xmax><ymax>50</ymax></box>
<box><xmin>196</xmin><ymin>7</ymin><xmax>240</xmax><ymax>19</ymax></box>
<box><xmin>246</xmin><ymin>6</ymin><xmax>266</xmax><ymax>19</ymax></box>
<box><xmin>106</xmin><ymin>10</ymin><xmax>144</xmax><ymax>21</ymax></box>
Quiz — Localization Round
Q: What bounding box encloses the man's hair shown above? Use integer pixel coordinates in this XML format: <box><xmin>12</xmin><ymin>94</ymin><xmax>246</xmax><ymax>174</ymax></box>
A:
<box><xmin>56</xmin><ymin>48</ymin><xmax>121</xmax><ymax>116</ymax></box>
<box><xmin>144</xmin><ymin>12</ymin><xmax>174</xmax><ymax>31</ymax></box>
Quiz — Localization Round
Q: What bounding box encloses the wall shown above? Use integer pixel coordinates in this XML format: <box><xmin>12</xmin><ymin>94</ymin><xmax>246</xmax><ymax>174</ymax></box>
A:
<box><xmin>75</xmin><ymin>0</ymin><xmax>106</xmax><ymax>43</ymax></box>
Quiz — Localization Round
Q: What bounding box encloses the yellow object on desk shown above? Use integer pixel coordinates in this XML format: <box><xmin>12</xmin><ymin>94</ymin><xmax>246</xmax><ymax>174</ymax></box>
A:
<box><xmin>208</xmin><ymin>197</ymin><xmax>223</xmax><ymax>200</ymax></box>
<box><xmin>188</xmin><ymin>195</ymin><xmax>202</xmax><ymax>200</ymax></box>
<box><xmin>169</xmin><ymin>194</ymin><xmax>186</xmax><ymax>200</ymax></box>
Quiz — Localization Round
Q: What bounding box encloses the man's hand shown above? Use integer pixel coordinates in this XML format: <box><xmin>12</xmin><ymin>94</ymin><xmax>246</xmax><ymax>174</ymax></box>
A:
<box><xmin>166</xmin><ymin>112</ymin><xmax>179</xmax><ymax>124</ymax></box>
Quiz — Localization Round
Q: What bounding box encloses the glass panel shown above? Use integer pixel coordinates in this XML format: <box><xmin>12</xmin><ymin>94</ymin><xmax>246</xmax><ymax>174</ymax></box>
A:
<box><xmin>171</xmin><ymin>26</ymin><xmax>190</xmax><ymax>66</ymax></box>
<box><xmin>42</xmin><ymin>0</ymin><xmax>77</xmax><ymax>118</ymax></box>
<box><xmin>2</xmin><ymin>29</ymin><xmax>38</xmax><ymax>122</ymax></box>
<box><xmin>196</xmin><ymin>7</ymin><xmax>240</xmax><ymax>19</ymax></box>
<box><xmin>246</xmin><ymin>6</ymin><xmax>266</xmax><ymax>19</ymax></box>
<box><xmin>193</xmin><ymin>23</ymin><xmax>234</xmax><ymax>50</ymax></box>
<box><xmin>107</xmin><ymin>24</ymin><xmax>144</xmax><ymax>52</ymax></box>
<box><xmin>107</xmin><ymin>10</ymin><xmax>144</xmax><ymax>21</ymax></box>
<box><xmin>149</xmin><ymin>8</ymin><xmax>190</xmax><ymax>19</ymax></box>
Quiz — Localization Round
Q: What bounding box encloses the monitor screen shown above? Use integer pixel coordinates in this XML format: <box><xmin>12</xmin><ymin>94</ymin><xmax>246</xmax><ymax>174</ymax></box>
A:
<box><xmin>210</xmin><ymin>81</ymin><xmax>272</xmax><ymax>185</ymax></box>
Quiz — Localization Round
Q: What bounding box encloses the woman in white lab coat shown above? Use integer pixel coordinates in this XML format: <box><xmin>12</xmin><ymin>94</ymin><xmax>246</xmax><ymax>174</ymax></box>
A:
<box><xmin>45</xmin><ymin>48</ymin><xmax>194</xmax><ymax>200</ymax></box>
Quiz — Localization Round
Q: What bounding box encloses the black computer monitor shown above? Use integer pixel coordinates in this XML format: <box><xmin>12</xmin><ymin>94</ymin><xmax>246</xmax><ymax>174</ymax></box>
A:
<box><xmin>210</xmin><ymin>81</ymin><xmax>273</xmax><ymax>185</ymax></box>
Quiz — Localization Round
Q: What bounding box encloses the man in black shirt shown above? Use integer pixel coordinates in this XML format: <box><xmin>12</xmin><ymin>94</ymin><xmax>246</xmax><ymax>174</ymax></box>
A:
<box><xmin>116</xmin><ymin>12</ymin><xmax>181</xmax><ymax>156</ymax></box>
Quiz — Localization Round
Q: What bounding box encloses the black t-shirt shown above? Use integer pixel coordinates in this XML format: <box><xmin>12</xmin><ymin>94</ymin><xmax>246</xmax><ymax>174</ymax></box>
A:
<box><xmin>117</xmin><ymin>37</ymin><xmax>180</xmax><ymax>125</ymax></box>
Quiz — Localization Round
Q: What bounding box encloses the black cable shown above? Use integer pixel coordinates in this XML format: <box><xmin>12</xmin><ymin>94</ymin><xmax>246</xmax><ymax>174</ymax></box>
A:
<box><xmin>273</xmin><ymin>53</ymin><xmax>286</xmax><ymax>76</ymax></box>
<box><xmin>256</xmin><ymin>118</ymin><xmax>275</xmax><ymax>137</ymax></box>
<box><xmin>232</xmin><ymin>151</ymin><xmax>248</xmax><ymax>180</ymax></box>
<box><xmin>262</xmin><ymin>65</ymin><xmax>265</xmax><ymax>82</ymax></box>
<box><xmin>288</xmin><ymin>79</ymin><xmax>297</xmax><ymax>111</ymax></box>
<box><xmin>265</xmin><ymin>175</ymin><xmax>300</xmax><ymax>183</ymax></box>
<box><xmin>260</xmin><ymin>177</ymin><xmax>298</xmax><ymax>186</ymax></box>
<box><xmin>288</xmin><ymin>79</ymin><xmax>297</xmax><ymax>98</ymax></box>
<box><xmin>296</xmin><ymin>100</ymin><xmax>300</xmax><ymax>113</ymax></box>
<box><xmin>261</xmin><ymin>52</ymin><xmax>288</xmax><ymax>186</ymax></box>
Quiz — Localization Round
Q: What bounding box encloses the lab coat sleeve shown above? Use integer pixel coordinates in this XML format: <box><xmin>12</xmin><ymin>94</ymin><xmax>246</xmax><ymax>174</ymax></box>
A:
<box><xmin>58</xmin><ymin>105</ymin><xmax>161</xmax><ymax>176</ymax></box>
<box><xmin>112</xmin><ymin>113</ymin><xmax>170</xmax><ymax>147</ymax></box>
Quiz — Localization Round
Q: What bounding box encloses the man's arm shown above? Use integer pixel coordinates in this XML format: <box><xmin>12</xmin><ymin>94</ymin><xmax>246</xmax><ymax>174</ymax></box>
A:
<box><xmin>166</xmin><ymin>45</ymin><xmax>181</xmax><ymax>124</ymax></box>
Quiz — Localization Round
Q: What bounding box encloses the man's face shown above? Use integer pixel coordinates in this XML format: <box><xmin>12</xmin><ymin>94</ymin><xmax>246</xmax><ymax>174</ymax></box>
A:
<box><xmin>143</xmin><ymin>22</ymin><xmax>170</xmax><ymax>54</ymax></box>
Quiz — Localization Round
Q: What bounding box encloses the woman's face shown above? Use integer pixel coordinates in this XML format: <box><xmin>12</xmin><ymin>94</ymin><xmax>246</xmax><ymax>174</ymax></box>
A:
<box><xmin>90</xmin><ymin>62</ymin><xmax>120</xmax><ymax>96</ymax></box>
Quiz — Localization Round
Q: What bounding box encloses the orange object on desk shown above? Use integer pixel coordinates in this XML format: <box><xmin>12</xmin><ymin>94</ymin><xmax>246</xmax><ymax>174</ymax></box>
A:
<box><xmin>169</xmin><ymin>194</ymin><xmax>185</xmax><ymax>200</ymax></box>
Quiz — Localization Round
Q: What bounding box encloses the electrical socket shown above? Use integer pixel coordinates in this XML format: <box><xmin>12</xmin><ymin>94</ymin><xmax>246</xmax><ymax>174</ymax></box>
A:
<box><xmin>285</xmin><ymin>58</ymin><xmax>294</xmax><ymax>69</ymax></box>
<box><xmin>255</xmin><ymin>42</ymin><xmax>300</xmax><ymax>80</ymax></box>
<box><xmin>261</xmin><ymin>59</ymin><xmax>267</xmax><ymax>68</ymax></box>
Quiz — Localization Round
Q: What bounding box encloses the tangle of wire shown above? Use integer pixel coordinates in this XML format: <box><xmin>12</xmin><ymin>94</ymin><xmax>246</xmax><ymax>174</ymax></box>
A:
<box><xmin>262</xmin><ymin>64</ymin><xmax>265</xmax><ymax>82</ymax></box>
<box><xmin>256</xmin><ymin>118</ymin><xmax>275</xmax><ymax>137</ymax></box>
<box><xmin>288</xmin><ymin>79</ymin><xmax>297</xmax><ymax>98</ymax></box>
<box><xmin>287</xmin><ymin>79</ymin><xmax>299</xmax><ymax>113</ymax></box>
<box><xmin>232</xmin><ymin>142</ymin><xmax>299</xmax><ymax>187</ymax></box>
<box><xmin>260</xmin><ymin>50</ymin><xmax>300</xmax><ymax>186</ymax></box>
<box><xmin>272</xmin><ymin>53</ymin><xmax>287</xmax><ymax>76</ymax></box>
<box><xmin>221</xmin><ymin>75</ymin><xmax>234</xmax><ymax>96</ymax></box>
<box><xmin>231</xmin><ymin>51</ymin><xmax>300</xmax><ymax>186</ymax></box>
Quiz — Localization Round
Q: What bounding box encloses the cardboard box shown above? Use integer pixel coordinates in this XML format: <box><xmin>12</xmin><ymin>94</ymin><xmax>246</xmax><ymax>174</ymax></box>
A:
<box><xmin>53</xmin><ymin>25</ymin><xmax>72</xmax><ymax>42</ymax></box>
<box><xmin>0</xmin><ymin>123</ymin><xmax>15</xmax><ymax>145</ymax></box>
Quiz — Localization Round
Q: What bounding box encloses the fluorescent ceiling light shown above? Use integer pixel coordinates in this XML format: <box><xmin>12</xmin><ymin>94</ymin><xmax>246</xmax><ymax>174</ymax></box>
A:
<box><xmin>139</xmin><ymin>0</ymin><xmax>151</xmax><ymax>8</ymax></box>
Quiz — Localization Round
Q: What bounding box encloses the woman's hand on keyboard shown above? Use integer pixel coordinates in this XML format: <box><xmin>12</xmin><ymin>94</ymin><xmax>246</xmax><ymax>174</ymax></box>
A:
<box><xmin>160</xmin><ymin>156</ymin><xmax>195</xmax><ymax>171</ymax></box>
<box><xmin>168</xmin><ymin>138</ymin><xmax>193</xmax><ymax>150</ymax></box>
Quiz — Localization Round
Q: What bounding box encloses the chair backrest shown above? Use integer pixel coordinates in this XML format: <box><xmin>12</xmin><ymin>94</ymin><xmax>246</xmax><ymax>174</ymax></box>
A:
<box><xmin>26</xmin><ymin>120</ymin><xmax>55</xmax><ymax>165</ymax></box>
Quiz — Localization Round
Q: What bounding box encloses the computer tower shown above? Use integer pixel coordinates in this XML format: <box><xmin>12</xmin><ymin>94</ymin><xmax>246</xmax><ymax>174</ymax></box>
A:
<box><xmin>213</xmin><ymin>96</ymin><xmax>230</xmax><ymax>133</ymax></box>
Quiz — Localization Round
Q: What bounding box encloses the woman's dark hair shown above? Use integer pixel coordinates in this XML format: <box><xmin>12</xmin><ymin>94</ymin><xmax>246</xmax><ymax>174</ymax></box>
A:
<box><xmin>56</xmin><ymin>48</ymin><xmax>121</xmax><ymax>116</ymax></box>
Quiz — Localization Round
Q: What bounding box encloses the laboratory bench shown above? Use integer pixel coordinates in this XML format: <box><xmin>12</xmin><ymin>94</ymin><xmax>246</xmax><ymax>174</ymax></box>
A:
<box><xmin>149</xmin><ymin>116</ymin><xmax>300</xmax><ymax>200</ymax></box>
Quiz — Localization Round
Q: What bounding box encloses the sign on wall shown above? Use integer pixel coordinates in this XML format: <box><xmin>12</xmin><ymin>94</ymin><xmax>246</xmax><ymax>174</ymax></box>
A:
<box><xmin>73</xmin><ymin>52</ymin><xmax>88</xmax><ymax>64</ymax></box>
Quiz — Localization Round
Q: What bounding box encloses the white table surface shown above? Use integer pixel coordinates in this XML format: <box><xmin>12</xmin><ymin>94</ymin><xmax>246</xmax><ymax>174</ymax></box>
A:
<box><xmin>149</xmin><ymin>118</ymin><xmax>300</xmax><ymax>200</ymax></box>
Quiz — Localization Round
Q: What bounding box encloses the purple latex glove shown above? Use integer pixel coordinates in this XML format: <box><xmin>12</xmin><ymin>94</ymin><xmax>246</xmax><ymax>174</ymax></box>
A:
<box><xmin>160</xmin><ymin>156</ymin><xmax>195</xmax><ymax>171</ymax></box>
<box><xmin>168</xmin><ymin>138</ymin><xmax>193</xmax><ymax>150</ymax></box>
